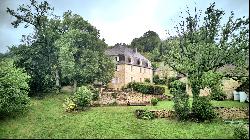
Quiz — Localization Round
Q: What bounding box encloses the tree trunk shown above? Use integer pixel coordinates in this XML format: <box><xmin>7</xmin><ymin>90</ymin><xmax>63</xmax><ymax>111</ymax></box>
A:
<box><xmin>55</xmin><ymin>68</ymin><xmax>60</xmax><ymax>93</ymax></box>
<box><xmin>73</xmin><ymin>79</ymin><xmax>77</xmax><ymax>93</ymax></box>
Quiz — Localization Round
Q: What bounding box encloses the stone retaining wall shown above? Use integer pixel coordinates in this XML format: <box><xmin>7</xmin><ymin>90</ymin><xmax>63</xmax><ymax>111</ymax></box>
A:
<box><xmin>92</xmin><ymin>91</ymin><xmax>169</xmax><ymax>106</ymax></box>
<box><xmin>214</xmin><ymin>107</ymin><xmax>249</xmax><ymax>120</ymax></box>
<box><xmin>136</xmin><ymin>107</ymin><xmax>249</xmax><ymax>120</ymax></box>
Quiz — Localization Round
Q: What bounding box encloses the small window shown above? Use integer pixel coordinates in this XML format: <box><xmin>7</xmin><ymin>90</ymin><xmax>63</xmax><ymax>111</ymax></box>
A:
<box><xmin>116</xmin><ymin>65</ymin><xmax>119</xmax><ymax>71</ymax></box>
<box><xmin>131</xmin><ymin>77</ymin><xmax>133</xmax><ymax>82</ymax></box>
<box><xmin>115</xmin><ymin>56</ymin><xmax>119</xmax><ymax>62</ymax></box>
<box><xmin>131</xmin><ymin>66</ymin><xmax>133</xmax><ymax>72</ymax></box>
<box><xmin>140</xmin><ymin>78</ymin><xmax>142</xmax><ymax>82</ymax></box>
<box><xmin>128</xmin><ymin>57</ymin><xmax>133</xmax><ymax>64</ymax></box>
<box><xmin>144</xmin><ymin>68</ymin><xmax>146</xmax><ymax>73</ymax></box>
<box><xmin>140</xmin><ymin>68</ymin><xmax>142</xmax><ymax>73</ymax></box>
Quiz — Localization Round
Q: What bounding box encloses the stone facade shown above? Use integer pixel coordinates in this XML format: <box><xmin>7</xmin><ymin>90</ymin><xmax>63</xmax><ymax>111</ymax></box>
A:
<box><xmin>108</xmin><ymin>64</ymin><xmax>153</xmax><ymax>90</ymax></box>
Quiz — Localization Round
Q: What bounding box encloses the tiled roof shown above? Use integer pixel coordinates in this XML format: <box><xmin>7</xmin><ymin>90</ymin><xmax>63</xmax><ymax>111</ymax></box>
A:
<box><xmin>105</xmin><ymin>44</ymin><xmax>152</xmax><ymax>68</ymax></box>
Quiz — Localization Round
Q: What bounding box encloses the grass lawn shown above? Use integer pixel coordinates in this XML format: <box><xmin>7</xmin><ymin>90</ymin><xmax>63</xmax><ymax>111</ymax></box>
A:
<box><xmin>0</xmin><ymin>92</ymin><xmax>248</xmax><ymax>139</ymax></box>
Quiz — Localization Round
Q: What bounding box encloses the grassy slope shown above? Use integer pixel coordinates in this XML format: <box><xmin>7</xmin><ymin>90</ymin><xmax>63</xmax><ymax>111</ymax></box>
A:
<box><xmin>0</xmin><ymin>92</ymin><xmax>248</xmax><ymax>139</ymax></box>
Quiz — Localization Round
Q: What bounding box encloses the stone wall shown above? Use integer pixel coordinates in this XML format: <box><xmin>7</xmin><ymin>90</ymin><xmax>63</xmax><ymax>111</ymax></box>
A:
<box><xmin>214</xmin><ymin>107</ymin><xmax>249</xmax><ymax>120</ymax></box>
<box><xmin>92</xmin><ymin>91</ymin><xmax>169</xmax><ymax>106</ymax></box>
<box><xmin>141</xmin><ymin>107</ymin><xmax>249</xmax><ymax>120</ymax></box>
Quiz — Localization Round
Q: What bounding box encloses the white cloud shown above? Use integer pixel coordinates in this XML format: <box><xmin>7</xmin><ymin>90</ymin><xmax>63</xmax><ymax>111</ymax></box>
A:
<box><xmin>89</xmin><ymin>0</ymin><xmax>168</xmax><ymax>46</ymax></box>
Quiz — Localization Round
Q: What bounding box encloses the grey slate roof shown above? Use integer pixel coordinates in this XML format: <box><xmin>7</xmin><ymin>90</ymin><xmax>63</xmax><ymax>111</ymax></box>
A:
<box><xmin>105</xmin><ymin>44</ymin><xmax>152</xmax><ymax>68</ymax></box>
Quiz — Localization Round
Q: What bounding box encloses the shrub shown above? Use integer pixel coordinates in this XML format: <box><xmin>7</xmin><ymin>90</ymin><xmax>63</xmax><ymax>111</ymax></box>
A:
<box><xmin>211</xmin><ymin>87</ymin><xmax>227</xmax><ymax>101</ymax></box>
<box><xmin>233</xmin><ymin>125</ymin><xmax>249</xmax><ymax>139</ymax></box>
<box><xmin>63</xmin><ymin>97</ymin><xmax>77</xmax><ymax>112</ymax></box>
<box><xmin>65</xmin><ymin>86</ymin><xmax>92</xmax><ymax>111</ymax></box>
<box><xmin>0</xmin><ymin>60</ymin><xmax>30</xmax><ymax>116</ymax></box>
<box><xmin>86</xmin><ymin>85</ymin><xmax>99</xmax><ymax>101</ymax></box>
<box><xmin>153</xmin><ymin>75</ymin><xmax>167</xmax><ymax>85</ymax></box>
<box><xmin>135</xmin><ymin>109</ymin><xmax>155</xmax><ymax>120</ymax></box>
<box><xmin>167</xmin><ymin>77</ymin><xmax>178</xmax><ymax>88</ymax></box>
<box><xmin>144</xmin><ymin>78</ymin><xmax>150</xmax><ymax>83</ymax></box>
<box><xmin>151</xmin><ymin>98</ymin><xmax>158</xmax><ymax>106</ymax></box>
<box><xmin>170</xmin><ymin>80</ymin><xmax>190</xmax><ymax>121</ymax></box>
<box><xmin>127</xmin><ymin>82</ymin><xmax>165</xmax><ymax>95</ymax></box>
<box><xmin>191</xmin><ymin>96</ymin><xmax>216</xmax><ymax>122</ymax></box>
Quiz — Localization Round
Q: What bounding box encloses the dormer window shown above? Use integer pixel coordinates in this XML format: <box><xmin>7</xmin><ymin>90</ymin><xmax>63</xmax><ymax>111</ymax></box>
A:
<box><xmin>115</xmin><ymin>56</ymin><xmax>119</xmax><ymax>62</ymax></box>
<box><xmin>137</xmin><ymin>58</ymin><xmax>142</xmax><ymax>65</ymax></box>
<box><xmin>128</xmin><ymin>57</ymin><xmax>133</xmax><ymax>64</ymax></box>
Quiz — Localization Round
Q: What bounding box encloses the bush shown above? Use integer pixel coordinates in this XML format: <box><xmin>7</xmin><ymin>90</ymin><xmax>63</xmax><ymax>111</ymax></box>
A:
<box><xmin>0</xmin><ymin>60</ymin><xmax>30</xmax><ymax>116</ymax></box>
<box><xmin>170</xmin><ymin>80</ymin><xmax>190</xmax><ymax>121</ymax></box>
<box><xmin>153</xmin><ymin>75</ymin><xmax>167</xmax><ymax>85</ymax></box>
<box><xmin>144</xmin><ymin>78</ymin><xmax>150</xmax><ymax>83</ymax></box>
<box><xmin>135</xmin><ymin>109</ymin><xmax>155</xmax><ymax>120</ymax></box>
<box><xmin>233</xmin><ymin>125</ymin><xmax>249</xmax><ymax>139</ymax></box>
<box><xmin>72</xmin><ymin>86</ymin><xmax>92</xmax><ymax>109</ymax></box>
<box><xmin>86</xmin><ymin>85</ymin><xmax>99</xmax><ymax>101</ymax></box>
<box><xmin>191</xmin><ymin>96</ymin><xmax>216</xmax><ymax>122</ymax></box>
<box><xmin>126</xmin><ymin>82</ymin><xmax>165</xmax><ymax>95</ymax></box>
<box><xmin>151</xmin><ymin>98</ymin><xmax>158</xmax><ymax>106</ymax></box>
<box><xmin>63</xmin><ymin>97</ymin><xmax>77</xmax><ymax>112</ymax></box>
<box><xmin>211</xmin><ymin>87</ymin><xmax>227</xmax><ymax>101</ymax></box>
<box><xmin>167</xmin><ymin>77</ymin><xmax>178</xmax><ymax>88</ymax></box>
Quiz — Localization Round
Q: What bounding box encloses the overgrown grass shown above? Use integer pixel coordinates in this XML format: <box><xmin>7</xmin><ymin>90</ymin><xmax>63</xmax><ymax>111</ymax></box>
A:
<box><xmin>0</xmin><ymin>92</ymin><xmax>248</xmax><ymax>139</ymax></box>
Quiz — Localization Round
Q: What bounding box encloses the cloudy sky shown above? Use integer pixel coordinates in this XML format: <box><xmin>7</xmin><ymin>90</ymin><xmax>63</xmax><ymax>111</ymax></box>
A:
<box><xmin>0</xmin><ymin>0</ymin><xmax>249</xmax><ymax>53</ymax></box>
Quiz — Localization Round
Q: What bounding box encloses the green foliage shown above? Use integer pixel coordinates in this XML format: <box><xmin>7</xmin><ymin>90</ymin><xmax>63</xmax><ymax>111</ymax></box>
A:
<box><xmin>164</xmin><ymin>2</ymin><xmax>249</xmax><ymax>106</ymax></box>
<box><xmin>233</xmin><ymin>125</ymin><xmax>249</xmax><ymax>139</ymax></box>
<box><xmin>144</xmin><ymin>78</ymin><xmax>150</xmax><ymax>83</ymax></box>
<box><xmin>86</xmin><ymin>85</ymin><xmax>99</xmax><ymax>101</ymax></box>
<box><xmin>127</xmin><ymin>82</ymin><xmax>165</xmax><ymax>95</ymax></box>
<box><xmin>72</xmin><ymin>86</ymin><xmax>92</xmax><ymax>109</ymax></box>
<box><xmin>236</xmin><ymin>77</ymin><xmax>249</xmax><ymax>93</ymax></box>
<box><xmin>151</xmin><ymin>98</ymin><xmax>159</xmax><ymax>106</ymax></box>
<box><xmin>153</xmin><ymin>75</ymin><xmax>167</xmax><ymax>85</ymax></box>
<box><xmin>56</xmin><ymin>29</ymin><xmax>115</xmax><ymax>88</ymax></box>
<box><xmin>211</xmin><ymin>87</ymin><xmax>227</xmax><ymax>101</ymax></box>
<box><xmin>0</xmin><ymin>60</ymin><xmax>30</xmax><ymax>116</ymax></box>
<box><xmin>63</xmin><ymin>97</ymin><xmax>77</xmax><ymax>112</ymax></box>
<box><xmin>135</xmin><ymin>109</ymin><xmax>155</xmax><ymax>120</ymax></box>
<box><xmin>191</xmin><ymin>97</ymin><xmax>216</xmax><ymax>122</ymax></box>
<box><xmin>170</xmin><ymin>80</ymin><xmax>190</xmax><ymax>121</ymax></box>
<box><xmin>130</xmin><ymin>30</ymin><xmax>161</xmax><ymax>53</ymax></box>
<box><xmin>201</xmin><ymin>71</ymin><xmax>226</xmax><ymax>101</ymax></box>
<box><xmin>167</xmin><ymin>77</ymin><xmax>178</xmax><ymax>88</ymax></box>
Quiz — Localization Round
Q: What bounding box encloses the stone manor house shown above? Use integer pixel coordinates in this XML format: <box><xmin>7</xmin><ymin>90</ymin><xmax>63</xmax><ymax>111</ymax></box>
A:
<box><xmin>105</xmin><ymin>44</ymin><xmax>153</xmax><ymax>90</ymax></box>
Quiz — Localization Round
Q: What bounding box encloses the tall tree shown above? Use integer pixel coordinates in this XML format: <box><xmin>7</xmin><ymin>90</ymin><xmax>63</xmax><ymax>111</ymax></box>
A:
<box><xmin>130</xmin><ymin>30</ymin><xmax>161</xmax><ymax>53</ymax></box>
<box><xmin>164</xmin><ymin>3</ymin><xmax>249</xmax><ymax>100</ymax></box>
<box><xmin>55</xmin><ymin>29</ymin><xmax>115</xmax><ymax>92</ymax></box>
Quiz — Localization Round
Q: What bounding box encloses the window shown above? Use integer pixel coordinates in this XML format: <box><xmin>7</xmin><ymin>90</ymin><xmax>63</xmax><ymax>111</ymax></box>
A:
<box><xmin>131</xmin><ymin>66</ymin><xmax>133</xmax><ymax>72</ymax></box>
<box><xmin>144</xmin><ymin>68</ymin><xmax>146</xmax><ymax>73</ymax></box>
<box><xmin>115</xmin><ymin>56</ymin><xmax>119</xmax><ymax>62</ymax></box>
<box><xmin>116</xmin><ymin>65</ymin><xmax>119</xmax><ymax>71</ymax></box>
<box><xmin>131</xmin><ymin>77</ymin><xmax>133</xmax><ymax>82</ymax></box>
<box><xmin>140</xmin><ymin>78</ymin><xmax>142</xmax><ymax>82</ymax></box>
<box><xmin>140</xmin><ymin>68</ymin><xmax>142</xmax><ymax>73</ymax></box>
